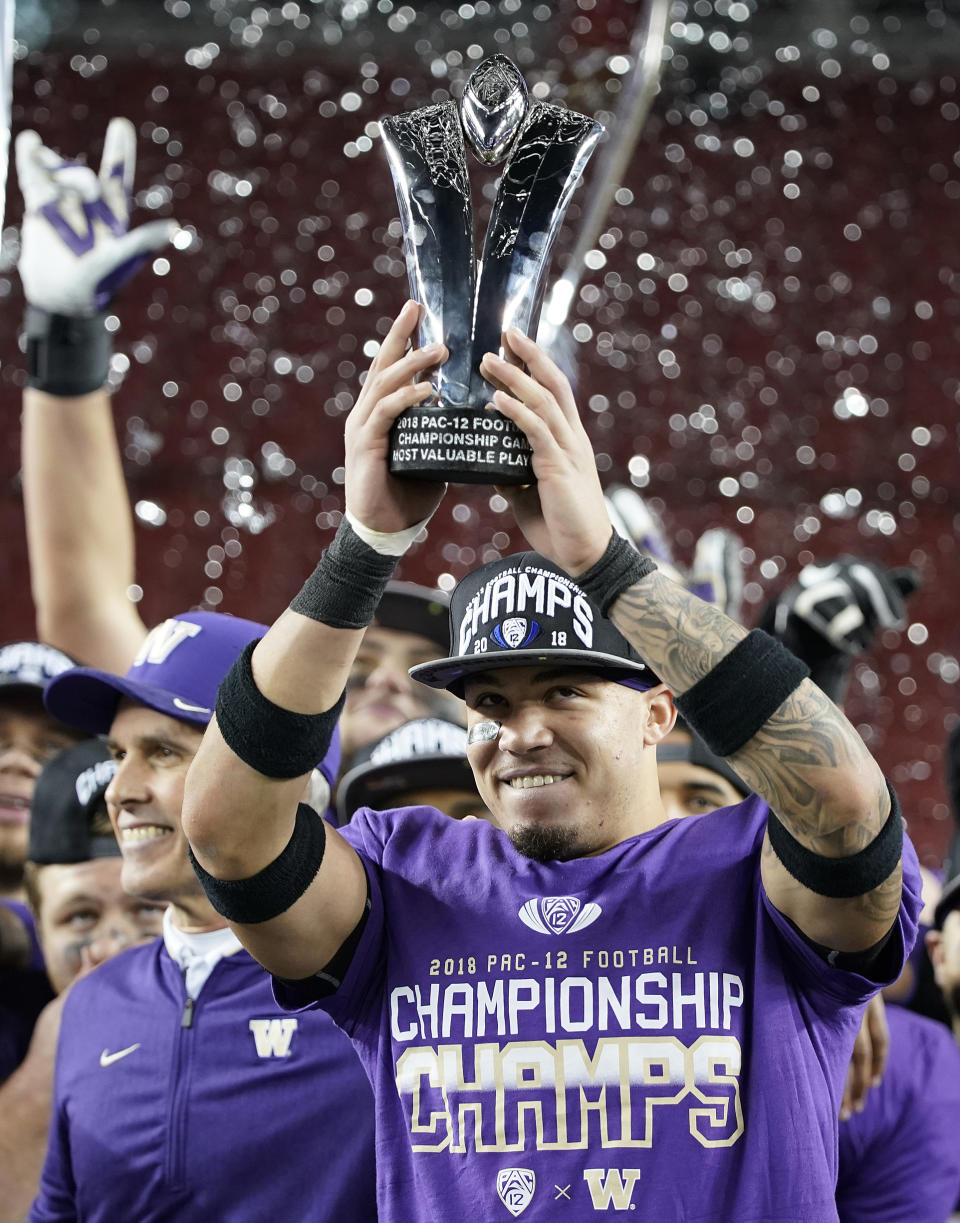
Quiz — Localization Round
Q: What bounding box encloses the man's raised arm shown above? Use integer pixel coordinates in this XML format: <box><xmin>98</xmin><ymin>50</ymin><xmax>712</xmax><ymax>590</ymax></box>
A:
<box><xmin>482</xmin><ymin>329</ymin><xmax>904</xmax><ymax>960</ymax></box>
<box><xmin>182</xmin><ymin>303</ymin><xmax>447</xmax><ymax>979</ymax></box>
<box><xmin>15</xmin><ymin>120</ymin><xmax>176</xmax><ymax>671</ymax></box>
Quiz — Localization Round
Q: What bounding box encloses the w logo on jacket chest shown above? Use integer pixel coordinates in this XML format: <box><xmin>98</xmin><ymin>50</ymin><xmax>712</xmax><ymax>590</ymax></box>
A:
<box><xmin>248</xmin><ymin>1017</ymin><xmax>299</xmax><ymax>1058</ymax></box>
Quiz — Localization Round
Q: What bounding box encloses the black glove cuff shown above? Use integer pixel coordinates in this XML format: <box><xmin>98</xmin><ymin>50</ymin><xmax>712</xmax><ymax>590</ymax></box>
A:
<box><xmin>290</xmin><ymin>516</ymin><xmax>399</xmax><ymax>630</ymax></box>
<box><xmin>576</xmin><ymin>531</ymin><xmax>658</xmax><ymax>614</ymax></box>
<box><xmin>25</xmin><ymin>307</ymin><xmax>112</xmax><ymax>397</ymax></box>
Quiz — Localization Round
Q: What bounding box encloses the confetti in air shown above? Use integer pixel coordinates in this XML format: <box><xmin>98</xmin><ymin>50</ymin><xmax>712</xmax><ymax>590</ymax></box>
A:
<box><xmin>0</xmin><ymin>0</ymin><xmax>958</xmax><ymax>863</ymax></box>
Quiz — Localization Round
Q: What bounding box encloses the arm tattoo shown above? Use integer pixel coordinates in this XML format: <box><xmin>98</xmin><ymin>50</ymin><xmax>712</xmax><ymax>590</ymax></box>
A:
<box><xmin>611</xmin><ymin>571</ymin><xmax>749</xmax><ymax>690</ymax></box>
<box><xmin>610</xmin><ymin>573</ymin><xmax>891</xmax><ymax>853</ymax></box>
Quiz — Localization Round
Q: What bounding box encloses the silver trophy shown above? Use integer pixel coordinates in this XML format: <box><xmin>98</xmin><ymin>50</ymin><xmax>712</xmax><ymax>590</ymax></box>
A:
<box><xmin>380</xmin><ymin>56</ymin><xmax>603</xmax><ymax>484</ymax></box>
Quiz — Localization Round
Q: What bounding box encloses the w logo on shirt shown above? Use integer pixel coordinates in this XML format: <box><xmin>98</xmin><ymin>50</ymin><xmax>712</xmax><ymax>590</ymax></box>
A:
<box><xmin>248</xmin><ymin>1017</ymin><xmax>298</xmax><ymax>1058</ymax></box>
<box><xmin>518</xmin><ymin>896</ymin><xmax>602</xmax><ymax>936</ymax></box>
<box><xmin>583</xmin><ymin>1168</ymin><xmax>642</xmax><ymax>1210</ymax></box>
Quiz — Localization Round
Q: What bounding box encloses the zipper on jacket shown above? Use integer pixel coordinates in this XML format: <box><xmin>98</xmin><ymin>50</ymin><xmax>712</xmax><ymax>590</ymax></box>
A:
<box><xmin>165</xmin><ymin>967</ymin><xmax>195</xmax><ymax>1187</ymax></box>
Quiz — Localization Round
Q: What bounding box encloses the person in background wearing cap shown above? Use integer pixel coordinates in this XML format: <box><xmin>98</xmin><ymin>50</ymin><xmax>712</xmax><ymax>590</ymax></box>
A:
<box><xmin>0</xmin><ymin>643</ymin><xmax>85</xmax><ymax>904</ymax></box>
<box><xmin>0</xmin><ymin>740</ymin><xmax>166</xmax><ymax>1220</ymax></box>
<box><xmin>336</xmin><ymin>717</ymin><xmax>490</xmax><ymax>826</ymax></box>
<box><xmin>183</xmin><ymin>307</ymin><xmax>921</xmax><ymax>1222</ymax></box>
<box><xmin>0</xmin><ymin>641</ymin><xmax>89</xmax><ymax>1086</ymax></box>
<box><xmin>14</xmin><ymin>121</ymin><xmax>462</xmax><ymax>787</ymax></box>
<box><xmin>28</xmin><ymin>610</ymin><xmax>375</xmax><ymax>1223</ymax></box>
<box><xmin>339</xmin><ymin>583</ymin><xmax>465</xmax><ymax>764</ymax></box>
<box><xmin>22</xmin><ymin>738</ymin><xmax>165</xmax><ymax>996</ymax></box>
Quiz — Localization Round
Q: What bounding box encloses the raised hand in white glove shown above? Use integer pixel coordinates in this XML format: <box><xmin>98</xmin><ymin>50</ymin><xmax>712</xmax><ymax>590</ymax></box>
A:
<box><xmin>16</xmin><ymin>117</ymin><xmax>177</xmax><ymax>317</ymax></box>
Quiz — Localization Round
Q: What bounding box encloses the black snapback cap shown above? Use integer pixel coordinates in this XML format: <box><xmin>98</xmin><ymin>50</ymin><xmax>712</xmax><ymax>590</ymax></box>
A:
<box><xmin>410</xmin><ymin>552</ymin><xmax>660</xmax><ymax>694</ymax></box>
<box><xmin>337</xmin><ymin>717</ymin><xmax>474</xmax><ymax>824</ymax></box>
<box><xmin>28</xmin><ymin>739</ymin><xmax>119</xmax><ymax>865</ymax></box>
<box><xmin>374</xmin><ymin>582</ymin><xmax>450</xmax><ymax>652</ymax></box>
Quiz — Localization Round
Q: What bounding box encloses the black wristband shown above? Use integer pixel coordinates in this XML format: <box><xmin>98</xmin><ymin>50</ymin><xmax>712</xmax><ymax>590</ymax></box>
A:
<box><xmin>675</xmin><ymin>629</ymin><xmax>809</xmax><ymax>757</ymax></box>
<box><xmin>767</xmin><ymin>781</ymin><xmax>903</xmax><ymax>899</ymax></box>
<box><xmin>215</xmin><ymin>640</ymin><xmax>345</xmax><ymax>780</ymax></box>
<box><xmin>290</xmin><ymin>517</ymin><xmax>399</xmax><ymax>630</ymax></box>
<box><xmin>25</xmin><ymin>307</ymin><xmax>112</xmax><ymax>397</ymax></box>
<box><xmin>189</xmin><ymin>803</ymin><xmax>326</xmax><ymax>924</ymax></box>
<box><xmin>576</xmin><ymin>531</ymin><xmax>658</xmax><ymax>614</ymax></box>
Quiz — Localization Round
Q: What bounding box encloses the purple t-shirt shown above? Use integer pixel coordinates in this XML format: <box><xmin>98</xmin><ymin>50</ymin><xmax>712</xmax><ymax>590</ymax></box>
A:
<box><xmin>0</xmin><ymin>899</ymin><xmax>54</xmax><ymax>1083</ymax></box>
<box><xmin>836</xmin><ymin>1004</ymin><xmax>960</xmax><ymax>1222</ymax></box>
<box><xmin>280</xmin><ymin>796</ymin><xmax>922</xmax><ymax>1223</ymax></box>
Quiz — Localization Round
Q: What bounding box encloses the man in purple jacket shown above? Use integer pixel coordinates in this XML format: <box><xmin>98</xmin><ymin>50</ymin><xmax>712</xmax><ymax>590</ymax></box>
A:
<box><xmin>0</xmin><ymin>738</ymin><xmax>167</xmax><ymax>1218</ymax></box>
<box><xmin>33</xmin><ymin>611</ymin><xmax>376</xmax><ymax>1222</ymax></box>
<box><xmin>182</xmin><ymin>310</ymin><xmax>921</xmax><ymax>1222</ymax></box>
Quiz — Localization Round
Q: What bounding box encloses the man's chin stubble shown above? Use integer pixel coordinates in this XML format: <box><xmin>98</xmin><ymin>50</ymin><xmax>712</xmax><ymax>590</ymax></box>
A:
<box><xmin>507</xmin><ymin>822</ymin><xmax>585</xmax><ymax>864</ymax></box>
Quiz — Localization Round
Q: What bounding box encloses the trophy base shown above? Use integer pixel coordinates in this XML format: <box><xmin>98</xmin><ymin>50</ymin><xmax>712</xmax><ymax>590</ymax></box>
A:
<box><xmin>388</xmin><ymin>406</ymin><xmax>533</xmax><ymax>485</ymax></box>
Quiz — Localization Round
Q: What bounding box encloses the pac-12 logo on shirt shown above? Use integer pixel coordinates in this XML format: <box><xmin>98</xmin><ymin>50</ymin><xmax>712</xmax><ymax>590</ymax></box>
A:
<box><xmin>518</xmin><ymin>896</ymin><xmax>602</xmax><ymax>936</ymax></box>
<box><xmin>496</xmin><ymin>1168</ymin><xmax>536</xmax><ymax>1217</ymax></box>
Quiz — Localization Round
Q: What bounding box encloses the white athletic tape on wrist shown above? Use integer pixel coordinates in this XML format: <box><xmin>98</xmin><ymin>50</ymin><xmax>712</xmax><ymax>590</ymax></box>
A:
<box><xmin>345</xmin><ymin>508</ymin><xmax>434</xmax><ymax>557</ymax></box>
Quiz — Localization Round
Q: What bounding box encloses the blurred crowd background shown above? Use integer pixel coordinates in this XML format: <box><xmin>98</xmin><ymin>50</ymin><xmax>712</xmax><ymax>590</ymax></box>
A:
<box><xmin>0</xmin><ymin>0</ymin><xmax>957</xmax><ymax>867</ymax></box>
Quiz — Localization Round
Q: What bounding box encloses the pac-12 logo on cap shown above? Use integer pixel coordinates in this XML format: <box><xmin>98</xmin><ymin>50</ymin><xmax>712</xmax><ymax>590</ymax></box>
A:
<box><xmin>496</xmin><ymin>1168</ymin><xmax>536</xmax><ymax>1217</ymax></box>
<box><xmin>492</xmin><ymin>618</ymin><xmax>540</xmax><ymax>650</ymax></box>
<box><xmin>518</xmin><ymin>896</ymin><xmax>602</xmax><ymax>935</ymax></box>
<box><xmin>458</xmin><ymin>568</ymin><xmax>594</xmax><ymax>655</ymax></box>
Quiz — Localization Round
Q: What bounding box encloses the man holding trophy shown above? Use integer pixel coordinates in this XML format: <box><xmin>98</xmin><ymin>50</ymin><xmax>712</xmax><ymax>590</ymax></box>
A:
<box><xmin>181</xmin><ymin>56</ymin><xmax>921</xmax><ymax>1221</ymax></box>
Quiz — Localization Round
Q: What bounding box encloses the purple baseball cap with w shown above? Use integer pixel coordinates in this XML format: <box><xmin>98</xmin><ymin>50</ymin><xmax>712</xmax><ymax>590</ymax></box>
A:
<box><xmin>44</xmin><ymin>611</ymin><xmax>263</xmax><ymax>734</ymax></box>
<box><xmin>45</xmin><ymin>611</ymin><xmax>342</xmax><ymax>786</ymax></box>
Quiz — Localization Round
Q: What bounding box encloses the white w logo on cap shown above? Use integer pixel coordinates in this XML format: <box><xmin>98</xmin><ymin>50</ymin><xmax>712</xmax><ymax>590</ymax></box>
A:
<box><xmin>133</xmin><ymin>619</ymin><xmax>202</xmax><ymax>666</ymax></box>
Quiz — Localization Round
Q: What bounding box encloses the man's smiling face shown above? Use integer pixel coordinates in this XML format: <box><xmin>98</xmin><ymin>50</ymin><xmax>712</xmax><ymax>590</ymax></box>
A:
<box><xmin>104</xmin><ymin>702</ymin><xmax>204</xmax><ymax>907</ymax></box>
<box><xmin>463</xmin><ymin>666</ymin><xmax>672</xmax><ymax>861</ymax></box>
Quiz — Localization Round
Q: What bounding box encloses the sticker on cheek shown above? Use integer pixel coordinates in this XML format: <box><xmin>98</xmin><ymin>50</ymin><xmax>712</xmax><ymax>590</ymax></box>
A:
<box><xmin>62</xmin><ymin>937</ymin><xmax>94</xmax><ymax>978</ymax></box>
<box><xmin>468</xmin><ymin>720</ymin><xmax>501</xmax><ymax>745</ymax></box>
